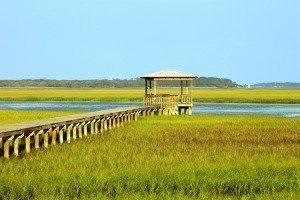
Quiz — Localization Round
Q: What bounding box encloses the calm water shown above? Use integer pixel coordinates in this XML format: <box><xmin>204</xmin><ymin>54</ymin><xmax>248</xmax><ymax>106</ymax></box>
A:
<box><xmin>0</xmin><ymin>101</ymin><xmax>300</xmax><ymax>118</ymax></box>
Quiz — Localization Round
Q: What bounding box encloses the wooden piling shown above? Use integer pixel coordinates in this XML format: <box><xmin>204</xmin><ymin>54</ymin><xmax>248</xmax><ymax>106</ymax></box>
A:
<box><xmin>127</xmin><ymin>113</ymin><xmax>131</xmax><ymax>123</ymax></box>
<box><xmin>52</xmin><ymin>127</ymin><xmax>59</xmax><ymax>145</ymax></box>
<box><xmin>91</xmin><ymin>120</ymin><xmax>96</xmax><ymax>134</ymax></box>
<box><xmin>120</xmin><ymin>115</ymin><xmax>124</xmax><ymax>126</ymax></box>
<box><xmin>78</xmin><ymin>122</ymin><xmax>85</xmax><ymax>139</ymax></box>
<box><xmin>108</xmin><ymin>117</ymin><xmax>112</xmax><ymax>131</ymax></box>
<box><xmin>44</xmin><ymin>128</ymin><xmax>51</xmax><ymax>149</ymax></box>
<box><xmin>73</xmin><ymin>123</ymin><xmax>79</xmax><ymax>140</ymax></box>
<box><xmin>104</xmin><ymin>118</ymin><xmax>108</xmax><ymax>131</ymax></box>
<box><xmin>84</xmin><ymin>121</ymin><xmax>90</xmax><ymax>137</ymax></box>
<box><xmin>134</xmin><ymin>112</ymin><xmax>138</xmax><ymax>121</ymax></box>
<box><xmin>26</xmin><ymin>132</ymin><xmax>35</xmax><ymax>154</ymax></box>
<box><xmin>116</xmin><ymin>115</ymin><xmax>120</xmax><ymax>128</ymax></box>
<box><xmin>59</xmin><ymin>126</ymin><xmax>65</xmax><ymax>144</ymax></box>
<box><xmin>67</xmin><ymin>124</ymin><xmax>73</xmax><ymax>143</ymax></box>
<box><xmin>112</xmin><ymin>116</ymin><xmax>116</xmax><ymax>128</ymax></box>
<box><xmin>95</xmin><ymin>119</ymin><xmax>100</xmax><ymax>133</ymax></box>
<box><xmin>4</xmin><ymin>136</ymin><xmax>14</xmax><ymax>158</ymax></box>
<box><xmin>35</xmin><ymin>130</ymin><xmax>43</xmax><ymax>149</ymax></box>
<box><xmin>100</xmin><ymin>118</ymin><xmax>105</xmax><ymax>133</ymax></box>
<box><xmin>14</xmin><ymin>134</ymin><xmax>24</xmax><ymax>157</ymax></box>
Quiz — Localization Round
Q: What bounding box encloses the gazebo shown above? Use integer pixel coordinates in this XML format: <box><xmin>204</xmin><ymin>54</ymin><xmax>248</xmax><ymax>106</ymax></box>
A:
<box><xmin>140</xmin><ymin>69</ymin><xmax>198</xmax><ymax>115</ymax></box>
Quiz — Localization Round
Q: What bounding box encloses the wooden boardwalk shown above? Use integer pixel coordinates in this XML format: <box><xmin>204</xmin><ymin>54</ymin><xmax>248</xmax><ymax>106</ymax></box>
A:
<box><xmin>0</xmin><ymin>106</ymin><xmax>158</xmax><ymax>158</ymax></box>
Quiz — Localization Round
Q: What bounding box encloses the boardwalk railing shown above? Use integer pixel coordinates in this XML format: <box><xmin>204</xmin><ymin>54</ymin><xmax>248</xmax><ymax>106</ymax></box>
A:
<box><xmin>144</xmin><ymin>94</ymin><xmax>179</xmax><ymax>109</ymax></box>
<box><xmin>0</xmin><ymin>106</ymin><xmax>158</xmax><ymax>158</ymax></box>
<box><xmin>179</xmin><ymin>95</ymin><xmax>193</xmax><ymax>105</ymax></box>
<box><xmin>144</xmin><ymin>94</ymin><xmax>193</xmax><ymax>108</ymax></box>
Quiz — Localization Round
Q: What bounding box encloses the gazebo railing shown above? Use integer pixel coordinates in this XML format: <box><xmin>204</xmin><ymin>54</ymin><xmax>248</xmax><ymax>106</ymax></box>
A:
<box><xmin>144</xmin><ymin>94</ymin><xmax>193</xmax><ymax>108</ymax></box>
<box><xmin>179</xmin><ymin>94</ymin><xmax>193</xmax><ymax>105</ymax></box>
<box><xmin>144</xmin><ymin>94</ymin><xmax>179</xmax><ymax>109</ymax></box>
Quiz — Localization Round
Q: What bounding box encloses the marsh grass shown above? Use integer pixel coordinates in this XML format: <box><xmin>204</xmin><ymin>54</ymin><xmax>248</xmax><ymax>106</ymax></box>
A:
<box><xmin>0</xmin><ymin>110</ymin><xmax>81</xmax><ymax>125</ymax></box>
<box><xmin>0</xmin><ymin>88</ymin><xmax>299</xmax><ymax>103</ymax></box>
<box><xmin>0</xmin><ymin>111</ymin><xmax>299</xmax><ymax>199</ymax></box>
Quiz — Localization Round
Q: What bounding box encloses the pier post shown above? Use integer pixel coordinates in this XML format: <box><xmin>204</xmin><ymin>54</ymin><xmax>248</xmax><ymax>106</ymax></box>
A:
<box><xmin>44</xmin><ymin>128</ymin><xmax>51</xmax><ymax>149</ymax></box>
<box><xmin>52</xmin><ymin>127</ymin><xmax>59</xmax><ymax>145</ymax></box>
<box><xmin>73</xmin><ymin>123</ymin><xmax>79</xmax><ymax>140</ymax></box>
<box><xmin>146</xmin><ymin>110</ymin><xmax>151</xmax><ymax>116</ymax></box>
<box><xmin>188</xmin><ymin>107</ymin><xmax>192</xmax><ymax>115</ymax></box>
<box><xmin>132</xmin><ymin>113</ymin><xmax>135</xmax><ymax>120</ymax></box>
<box><xmin>4</xmin><ymin>136</ymin><xmax>14</xmax><ymax>158</ymax></box>
<box><xmin>84</xmin><ymin>121</ymin><xmax>90</xmax><ymax>137</ymax></box>
<box><xmin>59</xmin><ymin>126</ymin><xmax>66</xmax><ymax>144</ymax></box>
<box><xmin>67</xmin><ymin>124</ymin><xmax>73</xmax><ymax>143</ymax></box>
<box><xmin>124</xmin><ymin>114</ymin><xmax>128</xmax><ymax>124</ymax></box>
<box><xmin>91</xmin><ymin>120</ymin><xmax>96</xmax><ymax>134</ymax></box>
<box><xmin>100</xmin><ymin>118</ymin><xmax>105</xmax><ymax>133</ymax></box>
<box><xmin>116</xmin><ymin>115</ymin><xmax>120</xmax><ymax>128</ymax></box>
<box><xmin>134</xmin><ymin>112</ymin><xmax>138</xmax><ymax>121</ymax></box>
<box><xmin>104</xmin><ymin>118</ymin><xmax>108</xmax><ymax>131</ymax></box>
<box><xmin>95</xmin><ymin>120</ymin><xmax>100</xmax><ymax>133</ymax></box>
<box><xmin>112</xmin><ymin>116</ymin><xmax>117</xmax><ymax>128</ymax></box>
<box><xmin>120</xmin><ymin>115</ymin><xmax>124</xmax><ymax>126</ymax></box>
<box><xmin>127</xmin><ymin>113</ymin><xmax>131</xmax><ymax>123</ymax></box>
<box><xmin>108</xmin><ymin>117</ymin><xmax>112</xmax><ymax>131</ymax></box>
<box><xmin>26</xmin><ymin>132</ymin><xmax>35</xmax><ymax>154</ymax></box>
<box><xmin>151</xmin><ymin>110</ymin><xmax>155</xmax><ymax>116</ymax></box>
<box><xmin>78</xmin><ymin>122</ymin><xmax>85</xmax><ymax>138</ymax></box>
<box><xmin>35</xmin><ymin>130</ymin><xmax>44</xmax><ymax>149</ymax></box>
<box><xmin>14</xmin><ymin>134</ymin><xmax>24</xmax><ymax>157</ymax></box>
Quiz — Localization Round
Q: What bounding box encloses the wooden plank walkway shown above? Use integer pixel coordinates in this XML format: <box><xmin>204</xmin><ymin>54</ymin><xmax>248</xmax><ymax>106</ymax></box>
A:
<box><xmin>0</xmin><ymin>105</ymin><xmax>159</xmax><ymax>158</ymax></box>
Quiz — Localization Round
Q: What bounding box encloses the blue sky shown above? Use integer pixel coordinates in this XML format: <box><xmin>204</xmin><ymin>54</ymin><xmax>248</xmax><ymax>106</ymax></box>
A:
<box><xmin>0</xmin><ymin>0</ymin><xmax>299</xmax><ymax>84</ymax></box>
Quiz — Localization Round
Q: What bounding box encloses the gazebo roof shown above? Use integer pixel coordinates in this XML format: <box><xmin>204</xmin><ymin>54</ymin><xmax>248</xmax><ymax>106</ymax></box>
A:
<box><xmin>140</xmin><ymin>69</ymin><xmax>197</xmax><ymax>79</ymax></box>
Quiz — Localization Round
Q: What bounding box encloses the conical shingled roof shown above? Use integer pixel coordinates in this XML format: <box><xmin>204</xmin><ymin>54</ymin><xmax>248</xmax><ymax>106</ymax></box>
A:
<box><xmin>141</xmin><ymin>69</ymin><xmax>197</xmax><ymax>78</ymax></box>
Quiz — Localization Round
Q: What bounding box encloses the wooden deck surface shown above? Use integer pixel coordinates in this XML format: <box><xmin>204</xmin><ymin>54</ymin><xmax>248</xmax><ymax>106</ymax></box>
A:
<box><xmin>0</xmin><ymin>106</ymin><xmax>156</xmax><ymax>138</ymax></box>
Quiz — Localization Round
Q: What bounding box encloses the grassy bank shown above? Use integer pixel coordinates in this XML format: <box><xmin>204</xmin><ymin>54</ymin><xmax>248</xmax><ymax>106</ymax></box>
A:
<box><xmin>0</xmin><ymin>111</ymin><xmax>299</xmax><ymax>199</ymax></box>
<box><xmin>0</xmin><ymin>88</ymin><xmax>300</xmax><ymax>103</ymax></box>
<box><xmin>0</xmin><ymin>110</ymin><xmax>82</xmax><ymax>125</ymax></box>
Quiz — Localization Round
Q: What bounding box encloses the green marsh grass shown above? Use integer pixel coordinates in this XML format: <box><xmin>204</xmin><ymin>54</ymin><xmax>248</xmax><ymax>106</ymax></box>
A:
<box><xmin>0</xmin><ymin>111</ymin><xmax>299</xmax><ymax>199</ymax></box>
<box><xmin>0</xmin><ymin>110</ymin><xmax>81</xmax><ymax>125</ymax></box>
<box><xmin>0</xmin><ymin>88</ymin><xmax>300</xmax><ymax>103</ymax></box>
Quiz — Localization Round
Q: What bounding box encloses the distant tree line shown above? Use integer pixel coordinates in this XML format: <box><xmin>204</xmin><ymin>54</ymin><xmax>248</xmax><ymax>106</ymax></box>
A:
<box><xmin>251</xmin><ymin>82</ymin><xmax>300</xmax><ymax>88</ymax></box>
<box><xmin>0</xmin><ymin>77</ymin><xmax>239</xmax><ymax>88</ymax></box>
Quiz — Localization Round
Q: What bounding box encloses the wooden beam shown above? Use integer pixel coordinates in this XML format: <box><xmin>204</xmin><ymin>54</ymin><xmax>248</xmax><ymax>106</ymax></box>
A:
<box><xmin>181</xmin><ymin>80</ymin><xmax>183</xmax><ymax>95</ymax></box>
<box><xmin>78</xmin><ymin>122</ymin><xmax>85</xmax><ymax>138</ymax></box>
<box><xmin>4</xmin><ymin>136</ymin><xmax>14</xmax><ymax>158</ymax></box>
<box><xmin>73</xmin><ymin>123</ymin><xmax>79</xmax><ymax>140</ymax></box>
<box><xmin>186</xmin><ymin>80</ymin><xmax>188</xmax><ymax>94</ymax></box>
<box><xmin>84</xmin><ymin>121</ymin><xmax>90</xmax><ymax>137</ymax></box>
<box><xmin>14</xmin><ymin>134</ymin><xmax>24</xmax><ymax>157</ymax></box>
<box><xmin>35</xmin><ymin>130</ymin><xmax>44</xmax><ymax>149</ymax></box>
<box><xmin>91</xmin><ymin>120</ymin><xmax>96</xmax><ymax>134</ymax></box>
<box><xmin>44</xmin><ymin>128</ymin><xmax>51</xmax><ymax>149</ymax></box>
<box><xmin>100</xmin><ymin>118</ymin><xmax>105</xmax><ymax>133</ymax></box>
<box><xmin>67</xmin><ymin>124</ymin><xmax>73</xmax><ymax>143</ymax></box>
<box><xmin>145</xmin><ymin>79</ymin><xmax>148</xmax><ymax>95</ymax></box>
<box><xmin>153</xmin><ymin>80</ymin><xmax>157</xmax><ymax>95</ymax></box>
<box><xmin>104</xmin><ymin>118</ymin><xmax>108</xmax><ymax>131</ymax></box>
<box><xmin>52</xmin><ymin>127</ymin><xmax>59</xmax><ymax>145</ymax></box>
<box><xmin>26</xmin><ymin>132</ymin><xmax>35</xmax><ymax>154</ymax></box>
<box><xmin>153</xmin><ymin>77</ymin><xmax>195</xmax><ymax>81</ymax></box>
<box><xmin>108</xmin><ymin>117</ymin><xmax>112</xmax><ymax>131</ymax></box>
<box><xmin>95</xmin><ymin>119</ymin><xmax>100</xmax><ymax>133</ymax></box>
